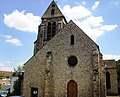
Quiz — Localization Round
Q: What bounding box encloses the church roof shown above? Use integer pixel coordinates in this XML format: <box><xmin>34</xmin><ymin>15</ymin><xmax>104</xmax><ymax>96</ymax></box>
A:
<box><xmin>41</xmin><ymin>0</ymin><xmax>67</xmax><ymax>22</ymax></box>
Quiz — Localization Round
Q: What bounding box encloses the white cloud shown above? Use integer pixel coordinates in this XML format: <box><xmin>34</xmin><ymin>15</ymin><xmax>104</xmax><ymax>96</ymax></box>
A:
<box><xmin>103</xmin><ymin>54</ymin><xmax>120</xmax><ymax>61</ymax></box>
<box><xmin>60</xmin><ymin>5</ymin><xmax>92</xmax><ymax>21</ymax></box>
<box><xmin>92</xmin><ymin>1</ymin><xmax>100</xmax><ymax>10</ymax></box>
<box><xmin>0</xmin><ymin>61</ymin><xmax>13</xmax><ymax>71</ymax></box>
<box><xmin>4</xmin><ymin>10</ymin><xmax>41</xmax><ymax>33</ymax></box>
<box><xmin>100</xmin><ymin>24</ymin><xmax>118</xmax><ymax>31</ymax></box>
<box><xmin>74</xmin><ymin>20</ymin><xmax>103</xmax><ymax>40</ymax></box>
<box><xmin>60</xmin><ymin>4</ymin><xmax>118</xmax><ymax>41</ymax></box>
<box><xmin>74</xmin><ymin>15</ymin><xmax>118</xmax><ymax>40</ymax></box>
<box><xmin>3</xmin><ymin>35</ymin><xmax>12</xmax><ymax>39</ymax></box>
<box><xmin>6</xmin><ymin>38</ymin><xmax>22</xmax><ymax>46</ymax></box>
<box><xmin>0</xmin><ymin>60</ymin><xmax>26</xmax><ymax>72</ymax></box>
<box><xmin>3</xmin><ymin>35</ymin><xmax>23</xmax><ymax>46</ymax></box>
<box><xmin>80</xmin><ymin>15</ymin><xmax>104</xmax><ymax>27</ymax></box>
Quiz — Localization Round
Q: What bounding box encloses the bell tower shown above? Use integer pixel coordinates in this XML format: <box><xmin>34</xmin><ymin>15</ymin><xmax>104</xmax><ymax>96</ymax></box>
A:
<box><xmin>34</xmin><ymin>0</ymin><xmax>67</xmax><ymax>54</ymax></box>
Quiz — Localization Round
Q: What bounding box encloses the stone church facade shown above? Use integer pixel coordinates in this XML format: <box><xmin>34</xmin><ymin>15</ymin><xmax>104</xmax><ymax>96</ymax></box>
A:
<box><xmin>23</xmin><ymin>1</ymin><xmax>118</xmax><ymax>97</ymax></box>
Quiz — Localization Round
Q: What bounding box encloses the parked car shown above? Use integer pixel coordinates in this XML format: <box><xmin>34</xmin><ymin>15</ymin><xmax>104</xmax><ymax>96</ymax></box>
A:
<box><xmin>0</xmin><ymin>91</ymin><xmax>8</xmax><ymax>97</ymax></box>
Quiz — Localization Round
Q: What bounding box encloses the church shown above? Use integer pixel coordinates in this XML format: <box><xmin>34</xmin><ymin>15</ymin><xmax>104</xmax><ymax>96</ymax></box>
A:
<box><xmin>23</xmin><ymin>1</ymin><xmax>118</xmax><ymax>97</ymax></box>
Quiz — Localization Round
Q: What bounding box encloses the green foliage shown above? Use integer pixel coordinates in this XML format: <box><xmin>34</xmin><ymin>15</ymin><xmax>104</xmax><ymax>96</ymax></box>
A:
<box><xmin>7</xmin><ymin>91</ymin><xmax>14</xmax><ymax>96</ymax></box>
<box><xmin>9</xmin><ymin>79</ymin><xmax>21</xmax><ymax>96</ymax></box>
<box><xmin>9</xmin><ymin>64</ymin><xmax>24</xmax><ymax>96</ymax></box>
<box><xmin>7</xmin><ymin>65</ymin><xmax>24</xmax><ymax>96</ymax></box>
<box><xmin>0</xmin><ymin>84</ymin><xmax>2</xmax><ymax>90</ymax></box>
<box><xmin>0</xmin><ymin>72</ymin><xmax>4</xmax><ymax>79</ymax></box>
<box><xmin>116</xmin><ymin>60</ymin><xmax>120</xmax><ymax>86</ymax></box>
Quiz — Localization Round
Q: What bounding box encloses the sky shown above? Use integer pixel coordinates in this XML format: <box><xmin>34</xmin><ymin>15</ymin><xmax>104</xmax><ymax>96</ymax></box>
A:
<box><xmin>0</xmin><ymin>0</ymin><xmax>120</xmax><ymax>71</ymax></box>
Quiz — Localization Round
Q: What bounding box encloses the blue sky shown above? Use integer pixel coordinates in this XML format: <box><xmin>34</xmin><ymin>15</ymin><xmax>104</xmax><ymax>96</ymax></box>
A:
<box><xmin>0</xmin><ymin>0</ymin><xmax>120</xmax><ymax>71</ymax></box>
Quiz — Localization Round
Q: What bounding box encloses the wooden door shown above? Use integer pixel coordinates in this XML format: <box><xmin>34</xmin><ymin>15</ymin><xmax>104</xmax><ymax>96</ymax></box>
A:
<box><xmin>67</xmin><ymin>80</ymin><xmax>77</xmax><ymax>97</ymax></box>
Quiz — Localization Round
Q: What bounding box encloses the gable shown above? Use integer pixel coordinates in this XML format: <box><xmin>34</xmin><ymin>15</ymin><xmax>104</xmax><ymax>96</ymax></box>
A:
<box><xmin>42</xmin><ymin>1</ymin><xmax>66</xmax><ymax>21</ymax></box>
<box><xmin>39</xmin><ymin>20</ymin><xmax>99</xmax><ymax>53</ymax></box>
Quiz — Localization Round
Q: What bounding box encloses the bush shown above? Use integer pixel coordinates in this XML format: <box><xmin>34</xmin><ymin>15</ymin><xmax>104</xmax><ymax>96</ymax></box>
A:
<box><xmin>13</xmin><ymin>79</ymin><xmax>21</xmax><ymax>95</ymax></box>
<box><xmin>0</xmin><ymin>84</ymin><xmax>2</xmax><ymax>90</ymax></box>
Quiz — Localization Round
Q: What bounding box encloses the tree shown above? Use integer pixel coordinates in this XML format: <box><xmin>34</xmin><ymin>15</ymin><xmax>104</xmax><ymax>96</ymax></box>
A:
<box><xmin>14</xmin><ymin>65</ymin><xmax>24</xmax><ymax>72</ymax></box>
<box><xmin>7</xmin><ymin>79</ymin><xmax>21</xmax><ymax>96</ymax></box>
<box><xmin>12</xmin><ymin>79</ymin><xmax>21</xmax><ymax>95</ymax></box>
<box><xmin>0</xmin><ymin>72</ymin><xmax>4</xmax><ymax>79</ymax></box>
<box><xmin>0</xmin><ymin>84</ymin><xmax>1</xmax><ymax>89</ymax></box>
<box><xmin>7</xmin><ymin>65</ymin><xmax>24</xmax><ymax>96</ymax></box>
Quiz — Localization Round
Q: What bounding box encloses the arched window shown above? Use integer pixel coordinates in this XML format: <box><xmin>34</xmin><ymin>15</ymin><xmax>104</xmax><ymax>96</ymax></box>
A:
<box><xmin>106</xmin><ymin>72</ymin><xmax>111</xmax><ymax>89</ymax></box>
<box><xmin>52</xmin><ymin>22</ymin><xmax>56</xmax><ymax>37</ymax></box>
<box><xmin>47</xmin><ymin>22</ymin><xmax>51</xmax><ymax>40</ymax></box>
<box><xmin>51</xmin><ymin>9</ymin><xmax>55</xmax><ymax>15</ymax></box>
<box><xmin>52</xmin><ymin>4</ymin><xmax>55</xmax><ymax>7</ymax></box>
<box><xmin>71</xmin><ymin>35</ymin><xmax>74</xmax><ymax>45</ymax></box>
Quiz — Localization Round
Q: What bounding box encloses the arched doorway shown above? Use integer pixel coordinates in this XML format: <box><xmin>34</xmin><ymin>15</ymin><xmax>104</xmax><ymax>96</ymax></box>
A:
<box><xmin>106</xmin><ymin>71</ymin><xmax>111</xmax><ymax>89</ymax></box>
<box><xmin>67</xmin><ymin>80</ymin><xmax>77</xmax><ymax>97</ymax></box>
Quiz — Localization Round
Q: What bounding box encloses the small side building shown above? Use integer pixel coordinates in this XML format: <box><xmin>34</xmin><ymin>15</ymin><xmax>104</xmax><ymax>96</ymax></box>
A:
<box><xmin>104</xmin><ymin>60</ymin><xmax>118</xmax><ymax>96</ymax></box>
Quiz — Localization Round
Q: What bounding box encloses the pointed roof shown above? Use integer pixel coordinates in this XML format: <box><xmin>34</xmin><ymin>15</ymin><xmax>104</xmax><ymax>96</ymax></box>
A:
<box><xmin>41</xmin><ymin>1</ymin><xmax>66</xmax><ymax>21</ymax></box>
